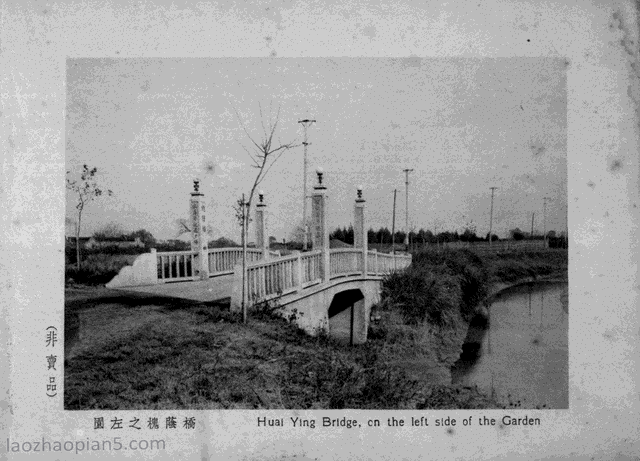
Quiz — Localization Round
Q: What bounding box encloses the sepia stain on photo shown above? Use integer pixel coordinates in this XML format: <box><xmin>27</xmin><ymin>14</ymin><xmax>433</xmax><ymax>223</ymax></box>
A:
<box><xmin>64</xmin><ymin>57</ymin><xmax>567</xmax><ymax>410</ymax></box>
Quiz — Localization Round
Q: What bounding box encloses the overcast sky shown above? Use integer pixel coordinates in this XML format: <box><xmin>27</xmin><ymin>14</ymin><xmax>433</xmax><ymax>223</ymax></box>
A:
<box><xmin>65</xmin><ymin>57</ymin><xmax>567</xmax><ymax>241</ymax></box>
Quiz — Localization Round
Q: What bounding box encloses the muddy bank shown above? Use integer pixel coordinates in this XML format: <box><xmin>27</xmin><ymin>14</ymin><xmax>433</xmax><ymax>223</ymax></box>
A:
<box><xmin>371</xmin><ymin>308</ymin><xmax>469</xmax><ymax>386</ymax></box>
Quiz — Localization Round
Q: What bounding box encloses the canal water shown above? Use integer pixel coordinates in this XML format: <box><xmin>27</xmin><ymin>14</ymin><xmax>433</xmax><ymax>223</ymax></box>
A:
<box><xmin>451</xmin><ymin>281</ymin><xmax>568</xmax><ymax>409</ymax></box>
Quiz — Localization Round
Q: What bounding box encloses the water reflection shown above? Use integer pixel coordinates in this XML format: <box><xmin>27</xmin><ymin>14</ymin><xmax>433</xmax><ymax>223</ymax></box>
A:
<box><xmin>451</xmin><ymin>281</ymin><xmax>568</xmax><ymax>409</ymax></box>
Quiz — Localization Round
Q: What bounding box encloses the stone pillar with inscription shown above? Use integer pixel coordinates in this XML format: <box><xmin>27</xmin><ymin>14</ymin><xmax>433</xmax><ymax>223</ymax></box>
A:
<box><xmin>189</xmin><ymin>179</ymin><xmax>209</xmax><ymax>280</ymax></box>
<box><xmin>311</xmin><ymin>167</ymin><xmax>330</xmax><ymax>282</ymax></box>
<box><xmin>255</xmin><ymin>190</ymin><xmax>269</xmax><ymax>260</ymax></box>
<box><xmin>354</xmin><ymin>185</ymin><xmax>367</xmax><ymax>276</ymax></box>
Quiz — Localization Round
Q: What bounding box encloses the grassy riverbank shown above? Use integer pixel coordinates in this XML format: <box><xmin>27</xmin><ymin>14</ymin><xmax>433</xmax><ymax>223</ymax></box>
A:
<box><xmin>64</xmin><ymin>248</ymin><xmax>566</xmax><ymax>410</ymax></box>
<box><xmin>381</xmin><ymin>247</ymin><xmax>568</xmax><ymax>325</ymax></box>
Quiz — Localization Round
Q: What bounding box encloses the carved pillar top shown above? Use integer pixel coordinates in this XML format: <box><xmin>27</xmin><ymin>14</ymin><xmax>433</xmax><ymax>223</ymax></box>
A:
<box><xmin>314</xmin><ymin>167</ymin><xmax>326</xmax><ymax>190</ymax></box>
<box><xmin>191</xmin><ymin>178</ymin><xmax>203</xmax><ymax>196</ymax></box>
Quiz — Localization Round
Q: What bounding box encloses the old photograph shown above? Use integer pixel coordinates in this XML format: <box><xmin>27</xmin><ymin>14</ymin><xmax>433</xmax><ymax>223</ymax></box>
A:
<box><xmin>64</xmin><ymin>57</ymin><xmax>568</xmax><ymax>411</ymax></box>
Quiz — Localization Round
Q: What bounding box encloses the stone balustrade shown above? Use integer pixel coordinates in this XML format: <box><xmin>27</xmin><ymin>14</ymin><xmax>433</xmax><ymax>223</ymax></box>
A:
<box><xmin>330</xmin><ymin>249</ymin><xmax>364</xmax><ymax>278</ymax></box>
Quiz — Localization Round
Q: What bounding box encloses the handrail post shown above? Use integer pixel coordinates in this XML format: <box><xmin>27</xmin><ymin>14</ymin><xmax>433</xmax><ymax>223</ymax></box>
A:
<box><xmin>370</xmin><ymin>249</ymin><xmax>377</xmax><ymax>275</ymax></box>
<box><xmin>354</xmin><ymin>185</ymin><xmax>367</xmax><ymax>277</ymax></box>
<box><xmin>189</xmin><ymin>179</ymin><xmax>209</xmax><ymax>280</ymax></box>
<box><xmin>294</xmin><ymin>251</ymin><xmax>303</xmax><ymax>290</ymax></box>
<box><xmin>255</xmin><ymin>191</ymin><xmax>269</xmax><ymax>261</ymax></box>
<box><xmin>312</xmin><ymin>167</ymin><xmax>330</xmax><ymax>283</ymax></box>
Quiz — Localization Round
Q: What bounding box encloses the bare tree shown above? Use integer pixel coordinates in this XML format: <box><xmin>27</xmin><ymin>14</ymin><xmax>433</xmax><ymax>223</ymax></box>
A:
<box><xmin>174</xmin><ymin>218</ymin><xmax>192</xmax><ymax>237</ymax></box>
<box><xmin>232</xmin><ymin>102</ymin><xmax>299</xmax><ymax>240</ymax></box>
<box><xmin>232</xmin><ymin>197</ymin><xmax>252</xmax><ymax>231</ymax></box>
<box><xmin>66</xmin><ymin>165</ymin><xmax>112</xmax><ymax>270</ymax></box>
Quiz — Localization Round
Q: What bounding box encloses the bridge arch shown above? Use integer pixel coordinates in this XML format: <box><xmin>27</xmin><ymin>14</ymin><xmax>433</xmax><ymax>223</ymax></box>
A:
<box><xmin>327</xmin><ymin>289</ymin><xmax>366</xmax><ymax>345</ymax></box>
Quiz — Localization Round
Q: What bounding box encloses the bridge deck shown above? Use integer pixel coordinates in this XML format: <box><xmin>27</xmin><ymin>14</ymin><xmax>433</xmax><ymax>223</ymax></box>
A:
<box><xmin>107</xmin><ymin>274</ymin><xmax>234</xmax><ymax>303</ymax></box>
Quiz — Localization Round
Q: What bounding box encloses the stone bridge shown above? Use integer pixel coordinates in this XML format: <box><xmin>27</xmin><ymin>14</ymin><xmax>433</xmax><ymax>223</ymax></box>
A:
<box><xmin>107</xmin><ymin>172</ymin><xmax>411</xmax><ymax>344</ymax></box>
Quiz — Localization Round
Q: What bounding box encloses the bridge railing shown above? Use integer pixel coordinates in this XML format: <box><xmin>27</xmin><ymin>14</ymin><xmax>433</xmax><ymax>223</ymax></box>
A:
<box><xmin>301</xmin><ymin>250</ymin><xmax>323</xmax><ymax>287</ymax></box>
<box><xmin>367</xmin><ymin>250</ymin><xmax>412</xmax><ymax>275</ymax></box>
<box><xmin>246</xmin><ymin>253</ymin><xmax>300</xmax><ymax>302</ymax></box>
<box><xmin>231</xmin><ymin>249</ymin><xmax>413</xmax><ymax>311</ymax></box>
<box><xmin>329</xmin><ymin>249</ymin><xmax>364</xmax><ymax>279</ymax></box>
<box><xmin>208</xmin><ymin>248</ymin><xmax>263</xmax><ymax>276</ymax></box>
<box><xmin>157</xmin><ymin>250</ymin><xmax>198</xmax><ymax>282</ymax></box>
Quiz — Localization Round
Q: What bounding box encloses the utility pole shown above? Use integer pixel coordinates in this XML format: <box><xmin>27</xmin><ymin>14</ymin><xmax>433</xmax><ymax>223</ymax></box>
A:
<box><xmin>403</xmin><ymin>168</ymin><xmax>414</xmax><ymax>249</ymax></box>
<box><xmin>391</xmin><ymin>189</ymin><xmax>397</xmax><ymax>267</ymax></box>
<box><xmin>543</xmin><ymin>196</ymin><xmax>551</xmax><ymax>248</ymax></box>
<box><xmin>531</xmin><ymin>212</ymin><xmax>535</xmax><ymax>238</ymax></box>
<box><xmin>488</xmin><ymin>187</ymin><xmax>497</xmax><ymax>247</ymax></box>
<box><xmin>241</xmin><ymin>193</ymin><xmax>247</xmax><ymax>324</ymax></box>
<box><xmin>565</xmin><ymin>203</ymin><xmax>569</xmax><ymax>248</ymax></box>
<box><xmin>298</xmin><ymin>119</ymin><xmax>316</xmax><ymax>251</ymax></box>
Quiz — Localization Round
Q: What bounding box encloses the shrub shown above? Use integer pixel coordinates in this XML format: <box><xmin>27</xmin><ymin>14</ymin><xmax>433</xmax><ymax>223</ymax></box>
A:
<box><xmin>381</xmin><ymin>248</ymin><xmax>488</xmax><ymax>326</ymax></box>
<box><xmin>65</xmin><ymin>254</ymin><xmax>137</xmax><ymax>285</ymax></box>
<box><xmin>288</xmin><ymin>344</ymin><xmax>421</xmax><ymax>409</ymax></box>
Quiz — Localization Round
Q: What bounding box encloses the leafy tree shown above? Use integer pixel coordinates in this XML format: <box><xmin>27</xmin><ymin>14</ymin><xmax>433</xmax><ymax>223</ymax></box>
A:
<box><xmin>460</xmin><ymin>228</ymin><xmax>477</xmax><ymax>242</ymax></box>
<box><xmin>93</xmin><ymin>222</ymin><xmax>126</xmax><ymax>240</ymax></box>
<box><xmin>460</xmin><ymin>220</ymin><xmax>478</xmax><ymax>242</ymax></box>
<box><xmin>509</xmin><ymin>228</ymin><xmax>525</xmax><ymax>241</ymax></box>
<box><xmin>373</xmin><ymin>227</ymin><xmax>389</xmax><ymax>244</ymax></box>
<box><xmin>329</xmin><ymin>227</ymin><xmax>344</xmax><ymax>242</ymax></box>
<box><xmin>393</xmin><ymin>231</ymin><xmax>407</xmax><ymax>245</ymax></box>
<box><xmin>345</xmin><ymin>225</ymin><xmax>354</xmax><ymax>245</ymax></box>
<box><xmin>367</xmin><ymin>228</ymin><xmax>376</xmax><ymax>244</ymax></box>
<box><xmin>129</xmin><ymin>229</ymin><xmax>156</xmax><ymax>248</ymax></box>
<box><xmin>209</xmin><ymin>237</ymin><xmax>239</xmax><ymax>248</ymax></box>
<box><xmin>66</xmin><ymin>165</ymin><xmax>112</xmax><ymax>270</ymax></box>
<box><xmin>424</xmin><ymin>229</ymin><xmax>435</xmax><ymax>243</ymax></box>
<box><xmin>377</xmin><ymin>227</ymin><xmax>391</xmax><ymax>244</ymax></box>
<box><xmin>485</xmin><ymin>232</ymin><xmax>499</xmax><ymax>242</ymax></box>
<box><xmin>288</xmin><ymin>221</ymin><xmax>306</xmax><ymax>245</ymax></box>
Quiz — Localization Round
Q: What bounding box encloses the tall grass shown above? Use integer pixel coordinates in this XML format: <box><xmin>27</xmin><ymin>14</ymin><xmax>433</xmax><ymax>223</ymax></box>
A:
<box><xmin>65</xmin><ymin>253</ymin><xmax>137</xmax><ymax>285</ymax></box>
<box><xmin>381</xmin><ymin>247</ymin><xmax>567</xmax><ymax>327</ymax></box>
<box><xmin>483</xmin><ymin>249</ymin><xmax>568</xmax><ymax>284</ymax></box>
<box><xmin>381</xmin><ymin>248</ymin><xmax>488</xmax><ymax>326</ymax></box>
